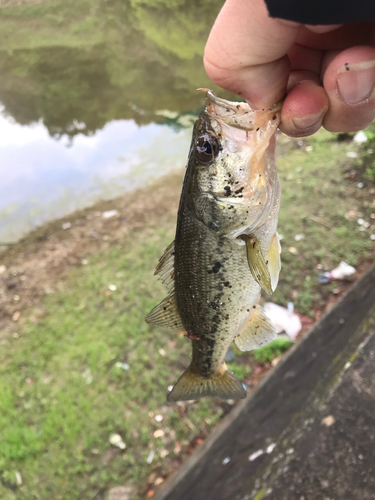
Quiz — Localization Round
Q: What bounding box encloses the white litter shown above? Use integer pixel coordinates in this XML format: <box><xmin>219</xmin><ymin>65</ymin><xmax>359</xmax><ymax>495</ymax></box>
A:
<box><xmin>263</xmin><ymin>302</ymin><xmax>302</xmax><ymax>341</ymax></box>
<box><xmin>15</xmin><ymin>472</ymin><xmax>22</xmax><ymax>486</ymax></box>
<box><xmin>115</xmin><ymin>362</ymin><xmax>129</xmax><ymax>371</ymax></box>
<box><xmin>330</xmin><ymin>261</ymin><xmax>356</xmax><ymax>280</ymax></box>
<box><xmin>109</xmin><ymin>433</ymin><xmax>126</xmax><ymax>450</ymax></box>
<box><xmin>102</xmin><ymin>209</ymin><xmax>119</xmax><ymax>219</ymax></box>
<box><xmin>266</xmin><ymin>443</ymin><xmax>276</xmax><ymax>454</ymax></box>
<box><xmin>346</xmin><ymin>152</ymin><xmax>358</xmax><ymax>158</ymax></box>
<box><xmin>248</xmin><ymin>449</ymin><xmax>264</xmax><ymax>461</ymax></box>
<box><xmin>147</xmin><ymin>450</ymin><xmax>155</xmax><ymax>464</ymax></box>
<box><xmin>108</xmin><ymin>284</ymin><xmax>117</xmax><ymax>291</ymax></box>
<box><xmin>353</xmin><ymin>131</ymin><xmax>367</xmax><ymax>144</ymax></box>
<box><xmin>222</xmin><ymin>457</ymin><xmax>231</xmax><ymax>465</ymax></box>
<box><xmin>62</xmin><ymin>222</ymin><xmax>71</xmax><ymax>230</ymax></box>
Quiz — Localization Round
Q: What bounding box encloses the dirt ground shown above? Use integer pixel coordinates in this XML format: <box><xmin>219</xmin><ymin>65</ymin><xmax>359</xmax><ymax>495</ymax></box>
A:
<box><xmin>0</xmin><ymin>171</ymin><xmax>184</xmax><ymax>339</ymax></box>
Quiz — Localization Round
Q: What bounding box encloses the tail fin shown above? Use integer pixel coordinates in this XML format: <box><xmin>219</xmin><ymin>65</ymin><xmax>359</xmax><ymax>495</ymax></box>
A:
<box><xmin>167</xmin><ymin>364</ymin><xmax>246</xmax><ymax>402</ymax></box>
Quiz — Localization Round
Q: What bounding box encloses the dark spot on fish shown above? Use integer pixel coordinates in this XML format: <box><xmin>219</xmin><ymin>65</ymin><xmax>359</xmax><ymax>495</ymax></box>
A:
<box><xmin>210</xmin><ymin>301</ymin><xmax>219</xmax><ymax>310</ymax></box>
<box><xmin>253</xmin><ymin>305</ymin><xmax>256</xmax><ymax>308</ymax></box>
<box><xmin>224</xmin><ymin>186</ymin><xmax>232</xmax><ymax>197</ymax></box>
<box><xmin>238</xmin><ymin>194</ymin><xmax>243</xmax><ymax>198</ymax></box>
<box><xmin>247</xmin><ymin>309</ymin><xmax>250</xmax><ymax>312</ymax></box>
<box><xmin>272</xmin><ymin>115</ymin><xmax>277</xmax><ymax>120</ymax></box>
<box><xmin>224</xmin><ymin>281</ymin><xmax>230</xmax><ymax>287</ymax></box>
<box><xmin>235</xmin><ymin>187</ymin><xmax>244</xmax><ymax>194</ymax></box>
<box><xmin>208</xmin><ymin>262</ymin><xmax>222</xmax><ymax>274</ymax></box>
<box><xmin>256</xmin><ymin>127</ymin><xmax>260</xmax><ymax>131</ymax></box>
<box><xmin>163</xmin><ymin>307</ymin><xmax>167</xmax><ymax>311</ymax></box>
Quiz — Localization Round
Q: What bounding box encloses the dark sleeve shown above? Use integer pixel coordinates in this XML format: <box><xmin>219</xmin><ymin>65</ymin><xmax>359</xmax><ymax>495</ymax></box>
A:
<box><xmin>265</xmin><ymin>0</ymin><xmax>375</xmax><ymax>24</ymax></box>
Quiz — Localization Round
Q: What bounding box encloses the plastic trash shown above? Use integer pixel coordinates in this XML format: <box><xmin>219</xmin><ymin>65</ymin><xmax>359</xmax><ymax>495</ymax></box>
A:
<box><xmin>319</xmin><ymin>261</ymin><xmax>356</xmax><ymax>283</ymax></box>
<box><xmin>353</xmin><ymin>131</ymin><xmax>367</xmax><ymax>144</ymax></box>
<box><xmin>330</xmin><ymin>261</ymin><xmax>356</xmax><ymax>280</ymax></box>
<box><xmin>102</xmin><ymin>210</ymin><xmax>119</xmax><ymax>219</ymax></box>
<box><xmin>109</xmin><ymin>433</ymin><xmax>126</xmax><ymax>450</ymax></box>
<box><xmin>263</xmin><ymin>302</ymin><xmax>302</xmax><ymax>341</ymax></box>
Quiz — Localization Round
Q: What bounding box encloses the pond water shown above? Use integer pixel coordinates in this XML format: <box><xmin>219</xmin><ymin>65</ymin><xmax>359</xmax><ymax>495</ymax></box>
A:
<box><xmin>0</xmin><ymin>0</ymin><xmax>232</xmax><ymax>243</ymax></box>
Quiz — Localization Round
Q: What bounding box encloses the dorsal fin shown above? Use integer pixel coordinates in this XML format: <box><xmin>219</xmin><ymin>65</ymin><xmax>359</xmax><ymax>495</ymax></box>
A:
<box><xmin>145</xmin><ymin>293</ymin><xmax>184</xmax><ymax>330</ymax></box>
<box><xmin>155</xmin><ymin>240</ymin><xmax>175</xmax><ymax>292</ymax></box>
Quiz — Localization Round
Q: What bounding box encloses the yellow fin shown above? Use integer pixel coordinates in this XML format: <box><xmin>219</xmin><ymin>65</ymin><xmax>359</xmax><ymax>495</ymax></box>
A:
<box><xmin>145</xmin><ymin>293</ymin><xmax>184</xmax><ymax>330</ymax></box>
<box><xmin>235</xmin><ymin>304</ymin><xmax>277</xmax><ymax>351</ymax></box>
<box><xmin>167</xmin><ymin>363</ymin><xmax>246</xmax><ymax>402</ymax></box>
<box><xmin>244</xmin><ymin>236</ymin><xmax>273</xmax><ymax>295</ymax></box>
<box><xmin>267</xmin><ymin>232</ymin><xmax>281</xmax><ymax>292</ymax></box>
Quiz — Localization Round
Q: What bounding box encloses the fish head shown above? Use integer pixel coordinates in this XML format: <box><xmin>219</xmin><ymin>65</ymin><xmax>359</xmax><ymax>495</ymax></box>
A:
<box><xmin>188</xmin><ymin>90</ymin><xmax>281</xmax><ymax>236</ymax></box>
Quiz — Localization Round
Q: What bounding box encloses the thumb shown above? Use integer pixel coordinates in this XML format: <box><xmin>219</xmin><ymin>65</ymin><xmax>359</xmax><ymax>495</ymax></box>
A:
<box><xmin>204</xmin><ymin>0</ymin><xmax>299</xmax><ymax>108</ymax></box>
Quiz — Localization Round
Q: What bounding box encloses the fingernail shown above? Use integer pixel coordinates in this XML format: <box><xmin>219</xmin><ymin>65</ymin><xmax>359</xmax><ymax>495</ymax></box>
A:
<box><xmin>337</xmin><ymin>60</ymin><xmax>375</xmax><ymax>105</ymax></box>
<box><xmin>292</xmin><ymin>110</ymin><xmax>325</xmax><ymax>131</ymax></box>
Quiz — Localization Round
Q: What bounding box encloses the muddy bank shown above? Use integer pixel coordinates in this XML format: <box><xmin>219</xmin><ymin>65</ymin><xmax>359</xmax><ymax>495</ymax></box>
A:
<box><xmin>0</xmin><ymin>169</ymin><xmax>184</xmax><ymax>338</ymax></box>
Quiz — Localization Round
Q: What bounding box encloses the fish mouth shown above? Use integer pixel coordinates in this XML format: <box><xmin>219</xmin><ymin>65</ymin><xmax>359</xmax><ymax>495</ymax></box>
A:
<box><xmin>197</xmin><ymin>89</ymin><xmax>281</xmax><ymax>132</ymax></box>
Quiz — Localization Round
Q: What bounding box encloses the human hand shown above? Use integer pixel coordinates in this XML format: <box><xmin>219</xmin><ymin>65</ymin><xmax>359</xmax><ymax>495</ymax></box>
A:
<box><xmin>204</xmin><ymin>0</ymin><xmax>375</xmax><ymax>136</ymax></box>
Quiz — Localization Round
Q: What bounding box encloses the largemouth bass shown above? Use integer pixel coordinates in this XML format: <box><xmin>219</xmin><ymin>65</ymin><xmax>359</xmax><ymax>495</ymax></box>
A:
<box><xmin>146</xmin><ymin>90</ymin><xmax>281</xmax><ymax>402</ymax></box>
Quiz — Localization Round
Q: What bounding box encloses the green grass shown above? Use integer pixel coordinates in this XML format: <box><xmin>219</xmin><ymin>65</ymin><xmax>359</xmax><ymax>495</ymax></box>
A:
<box><xmin>0</xmin><ymin>130</ymin><xmax>374</xmax><ymax>499</ymax></box>
<box><xmin>252</xmin><ymin>338</ymin><xmax>294</xmax><ymax>364</ymax></box>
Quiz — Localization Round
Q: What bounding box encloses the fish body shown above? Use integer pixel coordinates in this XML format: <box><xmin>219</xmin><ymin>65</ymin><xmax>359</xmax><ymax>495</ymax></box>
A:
<box><xmin>146</xmin><ymin>90</ymin><xmax>281</xmax><ymax>402</ymax></box>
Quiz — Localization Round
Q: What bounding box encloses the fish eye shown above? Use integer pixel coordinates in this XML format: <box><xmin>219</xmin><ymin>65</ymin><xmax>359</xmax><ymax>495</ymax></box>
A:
<box><xmin>196</xmin><ymin>134</ymin><xmax>219</xmax><ymax>163</ymax></box>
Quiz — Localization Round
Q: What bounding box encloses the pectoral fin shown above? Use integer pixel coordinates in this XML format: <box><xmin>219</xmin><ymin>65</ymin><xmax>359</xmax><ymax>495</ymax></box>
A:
<box><xmin>234</xmin><ymin>304</ymin><xmax>277</xmax><ymax>351</ymax></box>
<box><xmin>244</xmin><ymin>236</ymin><xmax>273</xmax><ymax>295</ymax></box>
<box><xmin>267</xmin><ymin>232</ymin><xmax>281</xmax><ymax>292</ymax></box>
<box><xmin>145</xmin><ymin>293</ymin><xmax>184</xmax><ymax>330</ymax></box>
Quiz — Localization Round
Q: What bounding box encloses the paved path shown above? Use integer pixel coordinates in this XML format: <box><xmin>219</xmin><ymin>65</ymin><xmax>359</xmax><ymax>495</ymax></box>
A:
<box><xmin>156</xmin><ymin>265</ymin><xmax>375</xmax><ymax>500</ymax></box>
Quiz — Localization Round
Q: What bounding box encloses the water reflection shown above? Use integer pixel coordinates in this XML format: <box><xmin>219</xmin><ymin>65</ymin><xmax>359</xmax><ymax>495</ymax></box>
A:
<box><xmin>0</xmin><ymin>113</ymin><xmax>192</xmax><ymax>241</ymax></box>
<box><xmin>0</xmin><ymin>0</ymin><xmax>232</xmax><ymax>242</ymax></box>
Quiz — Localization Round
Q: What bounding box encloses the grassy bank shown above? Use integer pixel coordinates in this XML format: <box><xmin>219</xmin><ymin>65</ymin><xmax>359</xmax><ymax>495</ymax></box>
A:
<box><xmin>0</xmin><ymin>130</ymin><xmax>374</xmax><ymax>499</ymax></box>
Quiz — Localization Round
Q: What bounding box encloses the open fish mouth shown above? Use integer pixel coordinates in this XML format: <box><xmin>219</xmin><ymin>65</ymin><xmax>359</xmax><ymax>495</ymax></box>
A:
<box><xmin>197</xmin><ymin>88</ymin><xmax>281</xmax><ymax>131</ymax></box>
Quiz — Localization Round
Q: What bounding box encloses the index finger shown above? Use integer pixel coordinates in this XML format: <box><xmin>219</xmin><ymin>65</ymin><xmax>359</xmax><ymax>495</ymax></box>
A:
<box><xmin>204</xmin><ymin>0</ymin><xmax>299</xmax><ymax>108</ymax></box>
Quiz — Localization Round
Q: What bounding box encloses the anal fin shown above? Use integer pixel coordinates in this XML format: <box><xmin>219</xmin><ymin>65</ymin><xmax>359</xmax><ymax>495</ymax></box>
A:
<box><xmin>244</xmin><ymin>235</ymin><xmax>273</xmax><ymax>295</ymax></box>
<box><xmin>168</xmin><ymin>363</ymin><xmax>246</xmax><ymax>402</ymax></box>
<box><xmin>235</xmin><ymin>304</ymin><xmax>277</xmax><ymax>351</ymax></box>
<box><xmin>145</xmin><ymin>293</ymin><xmax>184</xmax><ymax>330</ymax></box>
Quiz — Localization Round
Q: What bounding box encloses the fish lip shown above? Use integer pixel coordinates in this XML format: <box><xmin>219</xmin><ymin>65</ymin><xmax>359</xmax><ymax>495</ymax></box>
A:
<box><xmin>196</xmin><ymin>88</ymin><xmax>281</xmax><ymax>131</ymax></box>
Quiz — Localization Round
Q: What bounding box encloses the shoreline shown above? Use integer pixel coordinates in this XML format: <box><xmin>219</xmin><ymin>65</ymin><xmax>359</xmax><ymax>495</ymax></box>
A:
<box><xmin>0</xmin><ymin>169</ymin><xmax>184</xmax><ymax>338</ymax></box>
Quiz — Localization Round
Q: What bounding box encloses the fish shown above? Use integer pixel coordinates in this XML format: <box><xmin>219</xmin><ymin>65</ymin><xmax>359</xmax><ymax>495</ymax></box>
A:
<box><xmin>146</xmin><ymin>89</ymin><xmax>282</xmax><ymax>402</ymax></box>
